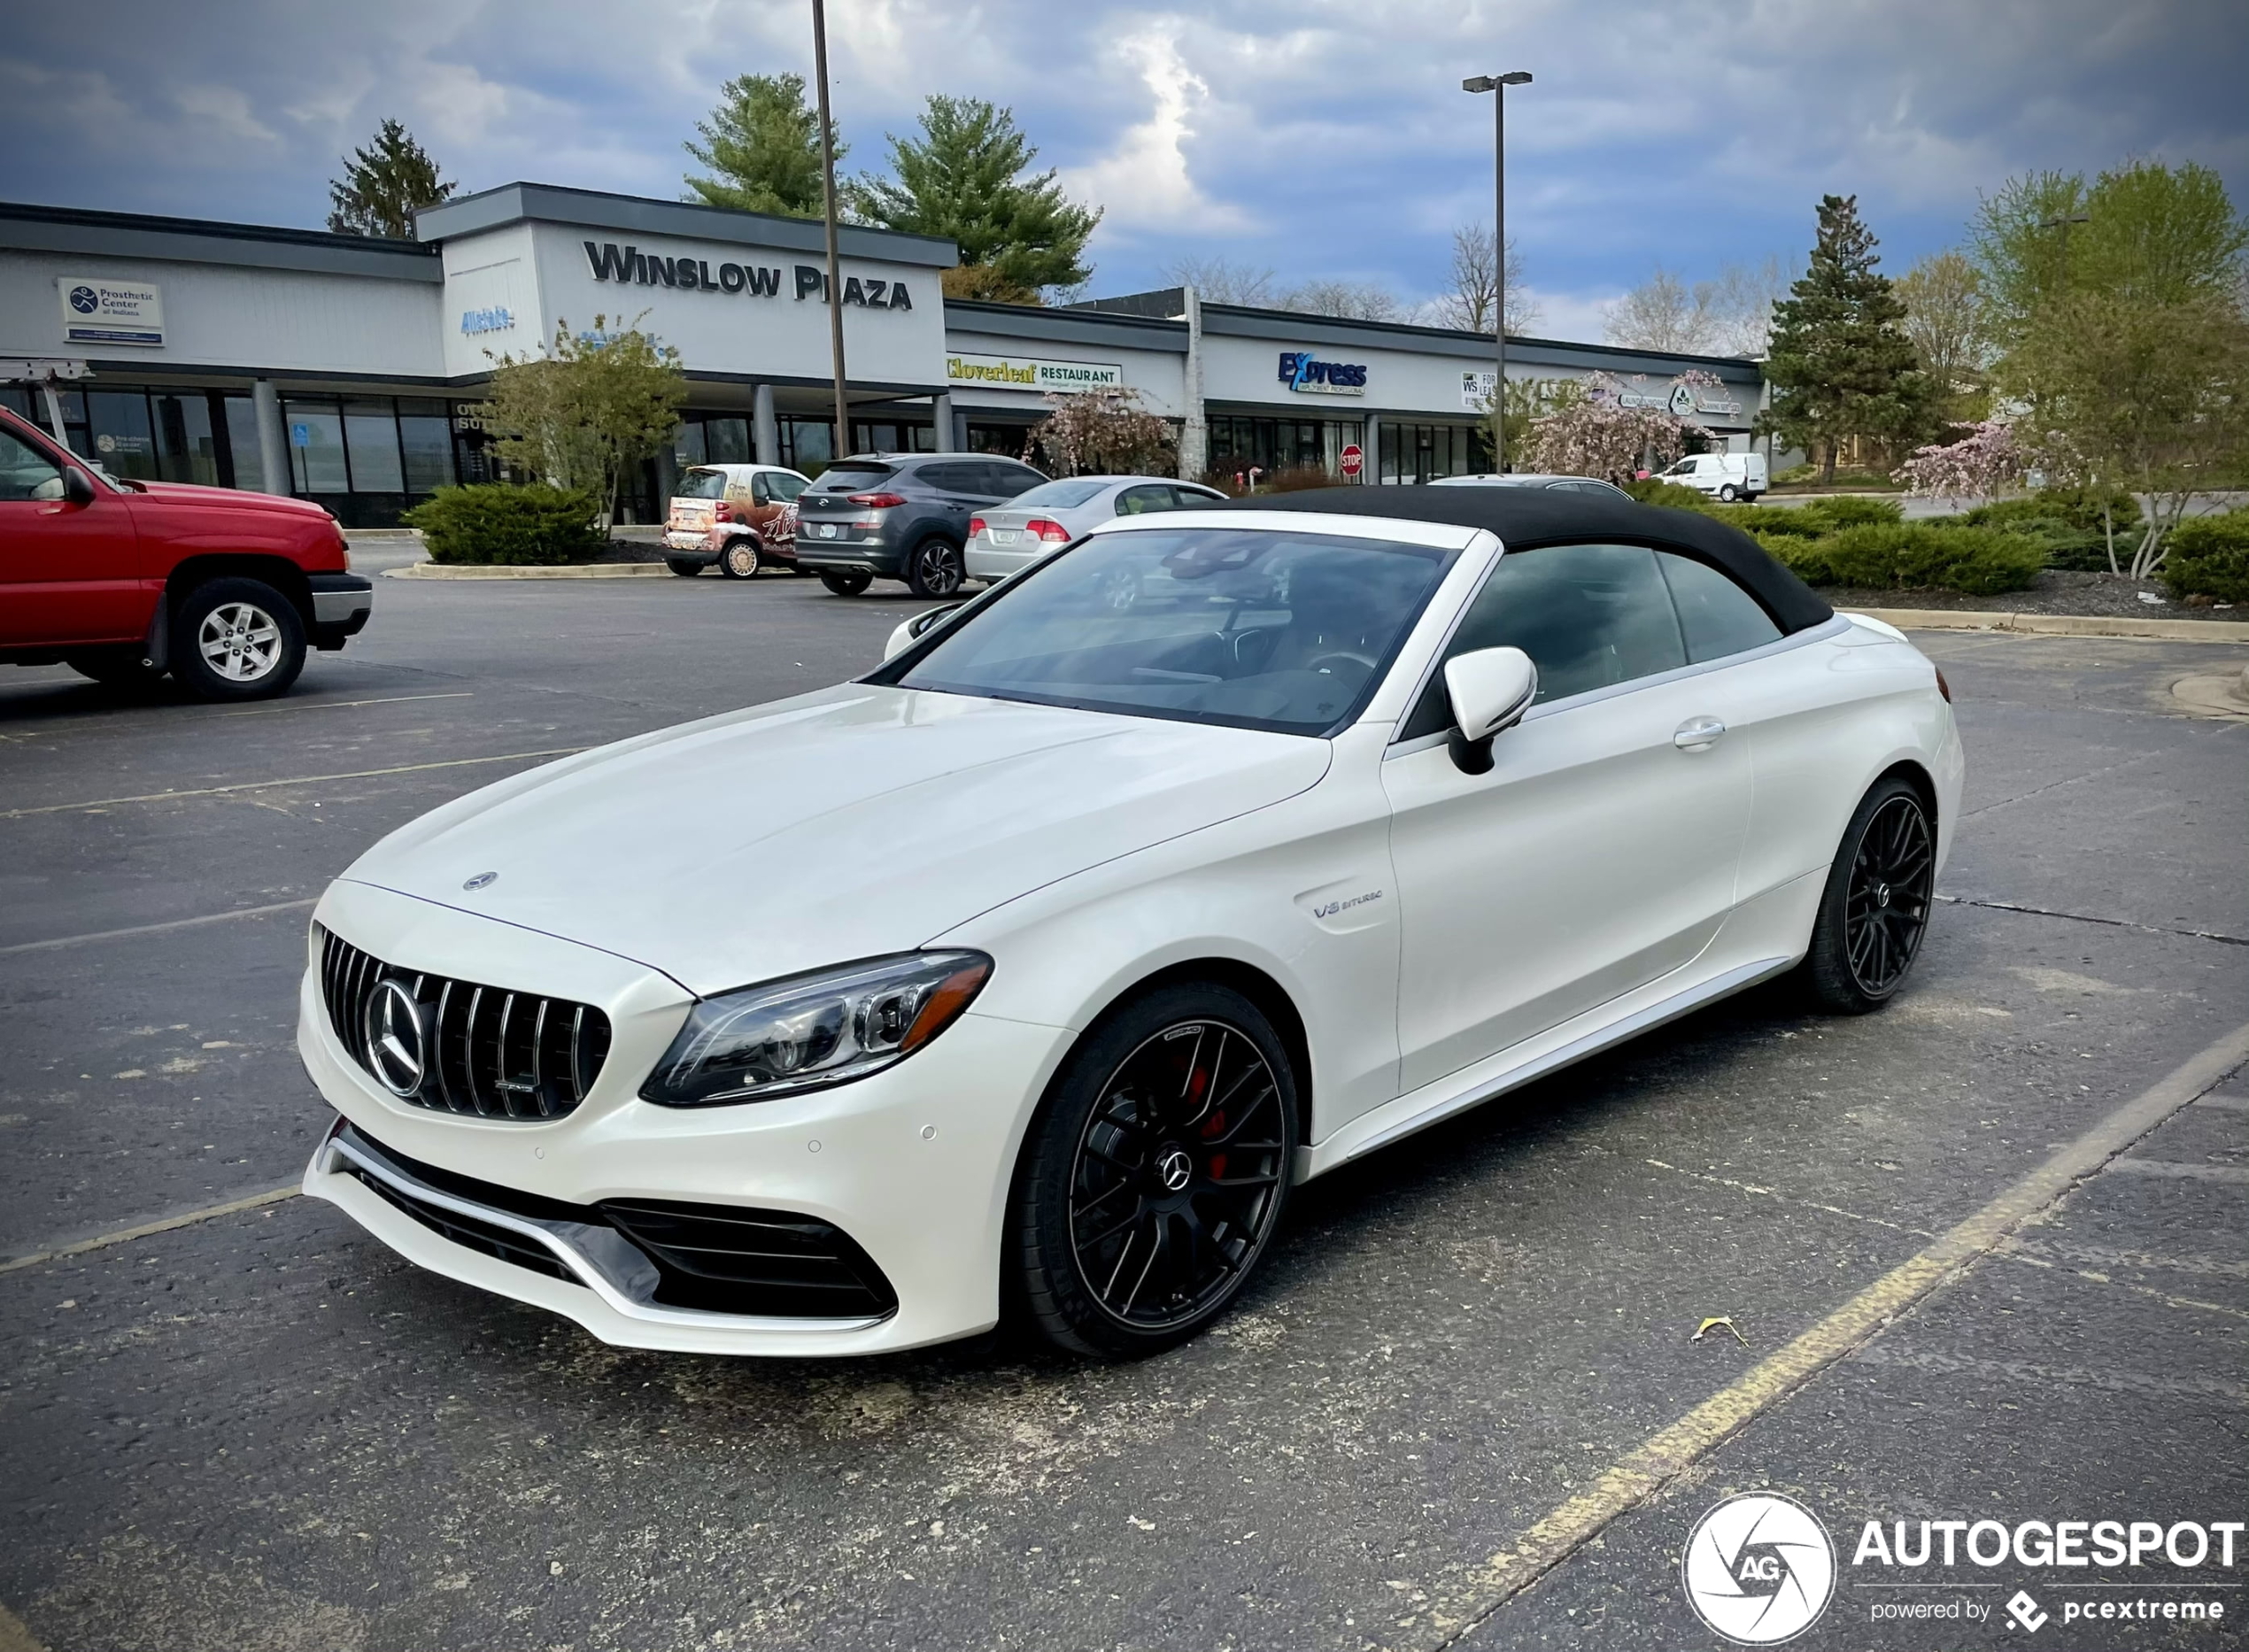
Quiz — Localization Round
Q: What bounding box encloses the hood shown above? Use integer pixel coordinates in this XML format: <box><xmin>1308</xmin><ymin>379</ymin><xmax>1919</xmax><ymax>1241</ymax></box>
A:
<box><xmin>342</xmin><ymin>685</ymin><xmax>1331</xmax><ymax>996</ymax></box>
<box><xmin>131</xmin><ymin>480</ymin><xmax>334</xmax><ymax>519</ymax></box>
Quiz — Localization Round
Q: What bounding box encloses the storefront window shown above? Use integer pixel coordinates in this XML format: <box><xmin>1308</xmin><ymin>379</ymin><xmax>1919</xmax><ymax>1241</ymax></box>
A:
<box><xmin>152</xmin><ymin>392</ymin><xmax>219</xmax><ymax>485</ymax></box>
<box><xmin>88</xmin><ymin>390</ymin><xmax>159</xmax><ymax>481</ymax></box>
<box><xmin>1205</xmin><ymin>416</ymin><xmax>1362</xmax><ymax>483</ymax></box>
<box><xmin>705</xmin><ymin>417</ymin><xmax>751</xmax><ymax>464</ymax></box>
<box><xmin>674</xmin><ymin>422</ymin><xmax>707</xmax><ymax>467</ymax></box>
<box><xmin>222</xmin><ymin>396</ymin><xmax>267</xmax><ymax>492</ymax></box>
<box><xmin>781</xmin><ymin>419</ymin><xmax>833</xmax><ymax>473</ymax></box>
<box><xmin>1378</xmin><ymin>421</ymin><xmax>1477</xmax><ymax>485</ymax></box>
<box><xmin>285</xmin><ymin>400</ymin><xmax>349</xmax><ymax>492</ymax></box>
<box><xmin>344</xmin><ymin>399</ymin><xmax>405</xmax><ymax>493</ymax></box>
<box><xmin>398</xmin><ymin>399</ymin><xmax>454</xmax><ymax>493</ymax></box>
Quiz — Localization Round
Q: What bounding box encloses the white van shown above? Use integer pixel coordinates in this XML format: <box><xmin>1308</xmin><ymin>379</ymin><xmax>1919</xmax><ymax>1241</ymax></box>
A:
<box><xmin>1657</xmin><ymin>451</ymin><xmax>1768</xmax><ymax>502</ymax></box>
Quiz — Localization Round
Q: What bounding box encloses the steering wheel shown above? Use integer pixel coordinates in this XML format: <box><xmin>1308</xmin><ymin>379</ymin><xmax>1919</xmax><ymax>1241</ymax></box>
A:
<box><xmin>1303</xmin><ymin>650</ymin><xmax>1378</xmax><ymax>678</ymax></box>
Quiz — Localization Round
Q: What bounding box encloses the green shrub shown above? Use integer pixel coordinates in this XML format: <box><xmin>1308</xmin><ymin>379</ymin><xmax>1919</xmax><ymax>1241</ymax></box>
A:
<box><xmin>1623</xmin><ymin>479</ymin><xmax>1712</xmax><ymax>510</ymax></box>
<box><xmin>1755</xmin><ymin>531</ymin><xmax>1835</xmax><ymax>585</ymax></box>
<box><xmin>1816</xmin><ymin>523</ymin><xmax>2044</xmax><ymax>596</ymax></box>
<box><xmin>2162</xmin><ymin>510</ymin><xmax>2249</xmax><ymax>603</ymax></box>
<box><xmin>1798</xmin><ymin>495</ymin><xmax>1905</xmax><ymax>529</ymax></box>
<box><xmin>403</xmin><ymin>484</ymin><xmax>607</xmax><ymax>565</ymax></box>
<box><xmin>1728</xmin><ymin>505</ymin><xmax>1827</xmax><ymax>538</ymax></box>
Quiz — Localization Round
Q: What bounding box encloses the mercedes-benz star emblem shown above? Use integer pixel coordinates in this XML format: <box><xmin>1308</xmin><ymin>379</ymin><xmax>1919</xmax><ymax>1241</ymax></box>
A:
<box><xmin>1156</xmin><ymin>1147</ymin><xmax>1194</xmax><ymax>1193</ymax></box>
<box><xmin>462</xmin><ymin>871</ymin><xmax>498</xmax><ymax>890</ymax></box>
<box><xmin>364</xmin><ymin>978</ymin><xmax>429</xmax><ymax>1098</ymax></box>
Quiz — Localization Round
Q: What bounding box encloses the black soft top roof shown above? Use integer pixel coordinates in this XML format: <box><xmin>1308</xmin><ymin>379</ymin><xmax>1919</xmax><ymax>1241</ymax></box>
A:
<box><xmin>1208</xmin><ymin>485</ymin><xmax>1834</xmax><ymax>635</ymax></box>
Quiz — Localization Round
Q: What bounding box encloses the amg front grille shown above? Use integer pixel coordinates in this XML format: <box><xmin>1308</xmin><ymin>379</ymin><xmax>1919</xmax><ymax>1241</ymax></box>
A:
<box><xmin>317</xmin><ymin>924</ymin><xmax>612</xmax><ymax>1120</ymax></box>
<box><xmin>338</xmin><ymin>1124</ymin><xmax>898</xmax><ymax>1320</ymax></box>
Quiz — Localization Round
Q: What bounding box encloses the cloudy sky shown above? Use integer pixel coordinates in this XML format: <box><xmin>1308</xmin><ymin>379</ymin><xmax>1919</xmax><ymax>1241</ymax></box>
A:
<box><xmin>2</xmin><ymin>0</ymin><xmax>2242</xmax><ymax>342</ymax></box>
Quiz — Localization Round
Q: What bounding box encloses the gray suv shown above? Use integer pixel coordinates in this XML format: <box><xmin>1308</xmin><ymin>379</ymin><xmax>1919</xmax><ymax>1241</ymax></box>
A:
<box><xmin>793</xmin><ymin>452</ymin><xmax>1050</xmax><ymax>597</ymax></box>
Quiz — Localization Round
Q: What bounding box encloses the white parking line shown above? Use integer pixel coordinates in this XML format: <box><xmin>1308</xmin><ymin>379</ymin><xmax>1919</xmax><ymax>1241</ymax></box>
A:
<box><xmin>0</xmin><ymin>746</ymin><xmax>585</xmax><ymax>819</ymax></box>
<box><xmin>0</xmin><ymin>1185</ymin><xmax>299</xmax><ymax>1277</ymax></box>
<box><xmin>0</xmin><ymin>898</ymin><xmax>318</xmax><ymax>956</ymax></box>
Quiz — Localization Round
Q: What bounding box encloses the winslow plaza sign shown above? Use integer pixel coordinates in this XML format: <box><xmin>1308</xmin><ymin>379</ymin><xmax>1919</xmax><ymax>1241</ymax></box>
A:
<box><xmin>582</xmin><ymin>241</ymin><xmax>916</xmax><ymax>310</ymax></box>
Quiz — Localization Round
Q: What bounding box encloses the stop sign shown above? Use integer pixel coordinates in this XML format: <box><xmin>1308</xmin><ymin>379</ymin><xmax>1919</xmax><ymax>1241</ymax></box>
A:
<box><xmin>1340</xmin><ymin>443</ymin><xmax>1364</xmax><ymax>479</ymax></box>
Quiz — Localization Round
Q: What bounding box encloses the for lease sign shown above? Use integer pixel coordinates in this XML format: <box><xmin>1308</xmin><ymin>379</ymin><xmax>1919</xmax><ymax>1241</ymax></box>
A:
<box><xmin>58</xmin><ymin>276</ymin><xmax>165</xmax><ymax>346</ymax></box>
<box><xmin>947</xmin><ymin>353</ymin><xmax>1123</xmax><ymax>393</ymax></box>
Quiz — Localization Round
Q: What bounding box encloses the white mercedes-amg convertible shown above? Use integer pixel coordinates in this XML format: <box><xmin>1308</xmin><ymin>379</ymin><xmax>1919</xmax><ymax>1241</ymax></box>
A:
<box><xmin>298</xmin><ymin>488</ymin><xmax>1960</xmax><ymax>1359</ymax></box>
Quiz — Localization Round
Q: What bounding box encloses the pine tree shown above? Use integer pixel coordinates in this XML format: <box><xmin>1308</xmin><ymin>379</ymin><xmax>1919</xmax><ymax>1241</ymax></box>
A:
<box><xmin>1762</xmin><ymin>195</ymin><xmax>1933</xmax><ymax>482</ymax></box>
<box><xmin>684</xmin><ymin>73</ymin><xmax>839</xmax><ymax>218</ymax></box>
<box><xmin>847</xmin><ymin>96</ymin><xmax>1101</xmax><ymax>304</ymax></box>
<box><xmin>327</xmin><ymin>119</ymin><xmax>455</xmax><ymax>240</ymax></box>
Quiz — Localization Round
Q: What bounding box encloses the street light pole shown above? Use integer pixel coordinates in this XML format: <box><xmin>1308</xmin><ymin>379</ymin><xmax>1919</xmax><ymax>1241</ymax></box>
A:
<box><xmin>1463</xmin><ymin>71</ymin><xmax>1531</xmax><ymax>471</ymax></box>
<box><xmin>811</xmin><ymin>0</ymin><xmax>851</xmax><ymax>461</ymax></box>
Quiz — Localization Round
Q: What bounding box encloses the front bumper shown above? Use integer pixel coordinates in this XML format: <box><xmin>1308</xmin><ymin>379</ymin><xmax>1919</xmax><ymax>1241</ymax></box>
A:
<box><xmin>307</xmin><ymin>572</ymin><xmax>373</xmax><ymax>650</ymax></box>
<box><xmin>297</xmin><ymin>880</ymin><xmax>1072</xmax><ymax>1355</ymax></box>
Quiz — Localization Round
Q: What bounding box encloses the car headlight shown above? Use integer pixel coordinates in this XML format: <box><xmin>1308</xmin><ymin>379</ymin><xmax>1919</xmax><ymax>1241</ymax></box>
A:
<box><xmin>640</xmin><ymin>952</ymin><xmax>993</xmax><ymax>1108</ymax></box>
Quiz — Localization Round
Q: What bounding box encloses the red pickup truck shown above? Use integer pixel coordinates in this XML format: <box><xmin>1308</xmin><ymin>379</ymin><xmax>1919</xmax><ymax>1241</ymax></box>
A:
<box><xmin>0</xmin><ymin>404</ymin><xmax>374</xmax><ymax>700</ymax></box>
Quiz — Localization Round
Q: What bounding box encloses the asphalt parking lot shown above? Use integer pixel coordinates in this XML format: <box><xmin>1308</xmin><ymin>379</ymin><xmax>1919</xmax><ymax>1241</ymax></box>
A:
<box><xmin>2</xmin><ymin>549</ymin><xmax>2244</xmax><ymax>1652</ymax></box>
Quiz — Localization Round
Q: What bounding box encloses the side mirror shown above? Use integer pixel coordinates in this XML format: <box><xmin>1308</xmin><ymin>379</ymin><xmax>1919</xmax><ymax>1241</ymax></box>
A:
<box><xmin>881</xmin><ymin>602</ymin><xmax>963</xmax><ymax>662</ymax></box>
<box><xmin>62</xmin><ymin>467</ymin><xmax>97</xmax><ymax>506</ymax></box>
<box><xmin>1443</xmin><ymin>645</ymin><xmax>1537</xmax><ymax>775</ymax></box>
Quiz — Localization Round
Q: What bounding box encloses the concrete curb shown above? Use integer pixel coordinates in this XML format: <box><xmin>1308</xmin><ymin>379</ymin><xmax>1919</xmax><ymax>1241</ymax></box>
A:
<box><xmin>383</xmin><ymin>560</ymin><xmax>671</xmax><ymax>581</ymax></box>
<box><xmin>1852</xmin><ymin>607</ymin><xmax>2249</xmax><ymax>644</ymax></box>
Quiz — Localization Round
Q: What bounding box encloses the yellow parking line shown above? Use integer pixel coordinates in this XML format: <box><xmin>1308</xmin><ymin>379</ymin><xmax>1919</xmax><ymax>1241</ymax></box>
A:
<box><xmin>0</xmin><ymin>747</ymin><xmax>585</xmax><ymax>819</ymax></box>
<box><xmin>1427</xmin><ymin>1018</ymin><xmax>2249</xmax><ymax>1647</ymax></box>
<box><xmin>0</xmin><ymin>1185</ymin><xmax>299</xmax><ymax>1277</ymax></box>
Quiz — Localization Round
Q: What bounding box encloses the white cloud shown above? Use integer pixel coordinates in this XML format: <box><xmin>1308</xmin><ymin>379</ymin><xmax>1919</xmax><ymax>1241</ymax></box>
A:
<box><xmin>1059</xmin><ymin>27</ymin><xmax>1255</xmax><ymax>237</ymax></box>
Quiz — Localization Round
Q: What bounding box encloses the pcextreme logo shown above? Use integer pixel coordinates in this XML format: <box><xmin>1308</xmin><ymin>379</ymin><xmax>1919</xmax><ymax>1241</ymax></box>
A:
<box><xmin>1683</xmin><ymin>1493</ymin><xmax>1838</xmax><ymax>1644</ymax></box>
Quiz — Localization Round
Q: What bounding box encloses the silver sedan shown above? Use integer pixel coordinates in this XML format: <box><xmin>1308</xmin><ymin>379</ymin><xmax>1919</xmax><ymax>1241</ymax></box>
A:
<box><xmin>965</xmin><ymin>475</ymin><xmax>1228</xmax><ymax>584</ymax></box>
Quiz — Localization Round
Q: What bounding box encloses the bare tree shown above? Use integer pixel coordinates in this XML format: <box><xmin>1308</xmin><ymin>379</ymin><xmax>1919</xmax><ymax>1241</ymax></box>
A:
<box><xmin>1162</xmin><ymin>254</ymin><xmax>1278</xmax><ymax>306</ymax></box>
<box><xmin>1279</xmin><ymin>279</ymin><xmax>1402</xmax><ymax>321</ymax></box>
<box><xmin>1605</xmin><ymin>259</ymin><xmax>1786</xmax><ymax>357</ymax></box>
<box><xmin>1427</xmin><ymin>222</ymin><xmax>1540</xmax><ymax>335</ymax></box>
<box><xmin>1895</xmin><ymin>250</ymin><xmax>1990</xmax><ymax>413</ymax></box>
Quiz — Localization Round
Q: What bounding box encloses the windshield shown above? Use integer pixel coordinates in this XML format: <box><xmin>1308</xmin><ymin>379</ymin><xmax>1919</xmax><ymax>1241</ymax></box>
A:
<box><xmin>887</xmin><ymin>527</ymin><xmax>1457</xmax><ymax>737</ymax></box>
<box><xmin>1006</xmin><ymin>478</ymin><xmax>1109</xmax><ymax>510</ymax></box>
<box><xmin>675</xmin><ymin>468</ymin><xmax>730</xmax><ymax>500</ymax></box>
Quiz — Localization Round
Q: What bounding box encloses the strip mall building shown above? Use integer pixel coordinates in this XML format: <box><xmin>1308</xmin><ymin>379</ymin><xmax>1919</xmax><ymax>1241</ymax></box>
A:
<box><xmin>2</xmin><ymin>183</ymin><xmax>1768</xmax><ymax>525</ymax></box>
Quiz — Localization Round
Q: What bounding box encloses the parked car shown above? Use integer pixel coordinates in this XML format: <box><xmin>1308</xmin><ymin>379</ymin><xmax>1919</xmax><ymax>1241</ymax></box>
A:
<box><xmin>0</xmin><ymin>405</ymin><xmax>371</xmax><ymax>700</ymax></box>
<box><xmin>1427</xmin><ymin>473</ymin><xmax>1634</xmax><ymax>500</ymax></box>
<box><xmin>792</xmin><ymin>452</ymin><xmax>1050</xmax><ymax>597</ymax></box>
<box><xmin>298</xmin><ymin>482</ymin><xmax>1960</xmax><ymax>1362</ymax></box>
<box><xmin>661</xmin><ymin>463</ymin><xmax>812</xmax><ymax>579</ymax></box>
<box><xmin>965</xmin><ymin>475</ymin><xmax>1229</xmax><ymax>585</ymax></box>
<box><xmin>1654</xmin><ymin>451</ymin><xmax>1769</xmax><ymax>502</ymax></box>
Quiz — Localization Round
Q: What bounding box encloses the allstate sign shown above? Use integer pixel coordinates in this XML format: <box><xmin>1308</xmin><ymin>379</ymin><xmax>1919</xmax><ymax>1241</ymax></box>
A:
<box><xmin>1279</xmin><ymin>351</ymin><xmax>1367</xmax><ymax>396</ymax></box>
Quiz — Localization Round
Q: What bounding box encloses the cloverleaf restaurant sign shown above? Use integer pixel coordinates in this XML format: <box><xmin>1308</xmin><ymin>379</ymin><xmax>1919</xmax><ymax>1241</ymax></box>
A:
<box><xmin>946</xmin><ymin>353</ymin><xmax>1123</xmax><ymax>393</ymax></box>
<box><xmin>582</xmin><ymin>241</ymin><xmax>914</xmax><ymax>310</ymax></box>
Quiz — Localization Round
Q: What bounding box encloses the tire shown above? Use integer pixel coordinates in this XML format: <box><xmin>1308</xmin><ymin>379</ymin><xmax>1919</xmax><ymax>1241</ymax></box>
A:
<box><xmin>717</xmin><ymin>538</ymin><xmax>761</xmax><ymax>580</ymax></box>
<box><xmin>1718</xmin><ymin>483</ymin><xmax>1739</xmax><ymax>502</ymax></box>
<box><xmin>665</xmin><ymin>557</ymin><xmax>705</xmax><ymax>577</ymax></box>
<box><xmin>907</xmin><ymin>537</ymin><xmax>965</xmax><ymax>598</ymax></box>
<box><xmin>818</xmin><ymin>568</ymin><xmax>873</xmax><ymax>597</ymax></box>
<box><xmin>170</xmin><ymin>577</ymin><xmax>305</xmax><ymax>702</ymax></box>
<box><xmin>1012</xmin><ymin>983</ymin><xmax>1298</xmax><ymax>1359</ymax></box>
<box><xmin>65</xmin><ymin>646</ymin><xmax>165</xmax><ymax>688</ymax></box>
<box><xmin>1799</xmin><ymin>776</ymin><xmax>1936</xmax><ymax>1013</ymax></box>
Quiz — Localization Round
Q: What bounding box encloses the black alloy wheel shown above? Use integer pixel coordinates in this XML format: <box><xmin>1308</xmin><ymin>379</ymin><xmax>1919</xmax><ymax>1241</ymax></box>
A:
<box><xmin>818</xmin><ymin>568</ymin><xmax>873</xmax><ymax>597</ymax></box>
<box><xmin>1014</xmin><ymin>983</ymin><xmax>1297</xmax><ymax>1358</ymax></box>
<box><xmin>1801</xmin><ymin>776</ymin><xmax>1936</xmax><ymax>1012</ymax></box>
<box><xmin>665</xmin><ymin>557</ymin><xmax>705</xmax><ymax>577</ymax></box>
<box><xmin>718</xmin><ymin>538</ymin><xmax>761</xmax><ymax>579</ymax></box>
<box><xmin>908</xmin><ymin>537</ymin><xmax>965</xmax><ymax>598</ymax></box>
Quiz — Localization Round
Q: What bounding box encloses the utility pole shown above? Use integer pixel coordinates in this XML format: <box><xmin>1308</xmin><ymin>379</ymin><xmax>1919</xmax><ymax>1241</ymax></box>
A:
<box><xmin>1463</xmin><ymin>70</ymin><xmax>1531</xmax><ymax>470</ymax></box>
<box><xmin>811</xmin><ymin>0</ymin><xmax>851</xmax><ymax>460</ymax></box>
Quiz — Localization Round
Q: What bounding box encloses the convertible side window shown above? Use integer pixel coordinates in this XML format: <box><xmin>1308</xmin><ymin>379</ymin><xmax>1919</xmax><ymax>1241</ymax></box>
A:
<box><xmin>1657</xmin><ymin>551</ymin><xmax>1781</xmax><ymax>662</ymax></box>
<box><xmin>1399</xmin><ymin>542</ymin><xmax>1689</xmax><ymax>738</ymax></box>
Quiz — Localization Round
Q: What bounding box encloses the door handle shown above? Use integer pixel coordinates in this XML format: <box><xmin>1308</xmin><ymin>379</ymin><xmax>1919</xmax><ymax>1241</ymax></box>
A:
<box><xmin>1673</xmin><ymin>716</ymin><xmax>1727</xmax><ymax>751</ymax></box>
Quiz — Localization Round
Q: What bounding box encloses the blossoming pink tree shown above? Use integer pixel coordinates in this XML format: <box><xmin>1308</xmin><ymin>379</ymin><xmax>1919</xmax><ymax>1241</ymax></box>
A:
<box><xmin>1892</xmin><ymin>420</ymin><xmax>2024</xmax><ymax>506</ymax></box>
<box><xmin>1521</xmin><ymin>371</ymin><xmax>1723</xmax><ymax>482</ymax></box>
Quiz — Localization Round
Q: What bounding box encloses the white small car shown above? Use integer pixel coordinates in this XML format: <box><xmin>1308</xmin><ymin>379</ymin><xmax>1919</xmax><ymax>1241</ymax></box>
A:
<box><xmin>965</xmin><ymin>475</ymin><xmax>1227</xmax><ymax>585</ymax></box>
<box><xmin>662</xmin><ymin>462</ymin><xmax>811</xmax><ymax>578</ymax></box>
<box><xmin>1656</xmin><ymin>452</ymin><xmax>1769</xmax><ymax>502</ymax></box>
<box><xmin>300</xmin><ymin>486</ymin><xmax>1959</xmax><ymax>1361</ymax></box>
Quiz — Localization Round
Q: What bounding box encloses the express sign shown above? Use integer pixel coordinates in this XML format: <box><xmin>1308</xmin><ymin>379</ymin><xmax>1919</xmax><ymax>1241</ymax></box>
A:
<box><xmin>1278</xmin><ymin>351</ymin><xmax>1367</xmax><ymax>396</ymax></box>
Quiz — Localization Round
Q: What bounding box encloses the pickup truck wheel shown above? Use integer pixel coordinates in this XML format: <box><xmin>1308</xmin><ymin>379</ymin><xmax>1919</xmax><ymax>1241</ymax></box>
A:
<box><xmin>818</xmin><ymin>568</ymin><xmax>873</xmax><ymax>597</ymax></box>
<box><xmin>908</xmin><ymin>537</ymin><xmax>965</xmax><ymax>597</ymax></box>
<box><xmin>665</xmin><ymin>557</ymin><xmax>705</xmax><ymax>577</ymax></box>
<box><xmin>65</xmin><ymin>646</ymin><xmax>165</xmax><ymax>688</ymax></box>
<box><xmin>1718</xmin><ymin>483</ymin><xmax>1740</xmax><ymax>502</ymax></box>
<box><xmin>172</xmin><ymin>577</ymin><xmax>305</xmax><ymax>701</ymax></box>
<box><xmin>718</xmin><ymin>538</ymin><xmax>761</xmax><ymax>579</ymax></box>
